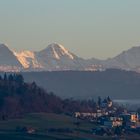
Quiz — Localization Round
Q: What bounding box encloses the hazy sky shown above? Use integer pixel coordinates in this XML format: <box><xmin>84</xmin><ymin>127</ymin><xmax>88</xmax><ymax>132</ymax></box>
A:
<box><xmin>0</xmin><ymin>0</ymin><xmax>140</xmax><ymax>59</ymax></box>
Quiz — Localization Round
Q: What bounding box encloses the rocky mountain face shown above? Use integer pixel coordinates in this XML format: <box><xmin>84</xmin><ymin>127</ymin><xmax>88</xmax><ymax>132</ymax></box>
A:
<box><xmin>0</xmin><ymin>44</ymin><xmax>22</xmax><ymax>72</ymax></box>
<box><xmin>103</xmin><ymin>46</ymin><xmax>140</xmax><ymax>72</ymax></box>
<box><xmin>14</xmin><ymin>50</ymin><xmax>42</xmax><ymax>70</ymax></box>
<box><xmin>1</xmin><ymin>43</ymin><xmax>140</xmax><ymax>72</ymax></box>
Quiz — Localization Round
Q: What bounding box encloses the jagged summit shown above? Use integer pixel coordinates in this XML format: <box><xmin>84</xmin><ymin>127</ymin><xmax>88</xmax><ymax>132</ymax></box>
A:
<box><xmin>46</xmin><ymin>43</ymin><xmax>67</xmax><ymax>51</ymax></box>
<box><xmin>39</xmin><ymin>43</ymin><xmax>74</xmax><ymax>60</ymax></box>
<box><xmin>35</xmin><ymin>43</ymin><xmax>84</xmax><ymax>71</ymax></box>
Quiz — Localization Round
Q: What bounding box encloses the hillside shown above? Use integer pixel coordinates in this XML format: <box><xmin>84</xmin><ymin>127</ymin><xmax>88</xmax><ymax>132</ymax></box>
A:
<box><xmin>0</xmin><ymin>113</ymin><xmax>115</xmax><ymax>140</ymax></box>
<box><xmin>21</xmin><ymin>69</ymin><xmax>140</xmax><ymax>99</ymax></box>
<box><xmin>0</xmin><ymin>74</ymin><xmax>98</xmax><ymax>118</ymax></box>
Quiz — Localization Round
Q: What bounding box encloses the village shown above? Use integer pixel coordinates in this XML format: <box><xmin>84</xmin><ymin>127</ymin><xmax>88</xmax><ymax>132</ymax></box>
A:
<box><xmin>0</xmin><ymin>96</ymin><xmax>140</xmax><ymax>140</ymax></box>
<box><xmin>75</xmin><ymin>97</ymin><xmax>140</xmax><ymax>137</ymax></box>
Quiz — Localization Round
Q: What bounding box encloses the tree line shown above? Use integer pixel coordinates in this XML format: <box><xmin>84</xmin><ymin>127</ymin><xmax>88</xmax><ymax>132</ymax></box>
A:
<box><xmin>0</xmin><ymin>73</ymin><xmax>113</xmax><ymax>119</ymax></box>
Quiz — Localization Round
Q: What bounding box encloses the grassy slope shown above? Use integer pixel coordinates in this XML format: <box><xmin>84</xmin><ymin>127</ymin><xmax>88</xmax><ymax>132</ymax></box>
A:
<box><xmin>0</xmin><ymin>113</ymin><xmax>139</xmax><ymax>140</ymax></box>
<box><xmin>0</xmin><ymin>113</ymin><xmax>94</xmax><ymax>140</ymax></box>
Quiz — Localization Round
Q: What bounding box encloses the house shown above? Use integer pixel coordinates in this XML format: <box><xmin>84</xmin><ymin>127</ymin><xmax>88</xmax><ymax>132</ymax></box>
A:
<box><xmin>120</xmin><ymin>112</ymin><xmax>139</xmax><ymax>123</ymax></box>
<box><xmin>104</xmin><ymin>117</ymin><xmax>123</xmax><ymax>128</ymax></box>
<box><xmin>101</xmin><ymin>98</ymin><xmax>113</xmax><ymax>108</ymax></box>
<box><xmin>75</xmin><ymin>112</ymin><xmax>97</xmax><ymax>119</ymax></box>
<box><xmin>130</xmin><ymin>112</ymin><xmax>139</xmax><ymax>122</ymax></box>
<box><xmin>27</xmin><ymin>128</ymin><xmax>36</xmax><ymax>134</ymax></box>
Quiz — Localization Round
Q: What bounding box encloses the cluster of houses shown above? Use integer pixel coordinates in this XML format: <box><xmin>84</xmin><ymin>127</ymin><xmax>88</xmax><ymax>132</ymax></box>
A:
<box><xmin>75</xmin><ymin>98</ymin><xmax>140</xmax><ymax>135</ymax></box>
<box><xmin>16</xmin><ymin>126</ymin><xmax>36</xmax><ymax>134</ymax></box>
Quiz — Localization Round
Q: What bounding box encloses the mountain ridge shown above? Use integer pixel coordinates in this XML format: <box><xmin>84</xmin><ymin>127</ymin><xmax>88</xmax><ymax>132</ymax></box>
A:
<box><xmin>22</xmin><ymin>70</ymin><xmax>140</xmax><ymax>99</ymax></box>
<box><xmin>14</xmin><ymin>43</ymin><xmax>98</xmax><ymax>71</ymax></box>
<box><xmin>1</xmin><ymin>43</ymin><xmax>140</xmax><ymax>72</ymax></box>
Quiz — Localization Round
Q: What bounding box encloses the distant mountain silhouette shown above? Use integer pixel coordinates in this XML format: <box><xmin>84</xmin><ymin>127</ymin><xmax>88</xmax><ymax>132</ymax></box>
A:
<box><xmin>101</xmin><ymin>46</ymin><xmax>140</xmax><ymax>72</ymax></box>
<box><xmin>22</xmin><ymin>69</ymin><xmax>140</xmax><ymax>99</ymax></box>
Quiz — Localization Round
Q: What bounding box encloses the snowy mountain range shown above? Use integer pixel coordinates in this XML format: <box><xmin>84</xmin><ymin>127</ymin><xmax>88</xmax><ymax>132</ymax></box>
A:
<box><xmin>14</xmin><ymin>43</ymin><xmax>100</xmax><ymax>71</ymax></box>
<box><xmin>1</xmin><ymin>43</ymin><xmax>140</xmax><ymax>72</ymax></box>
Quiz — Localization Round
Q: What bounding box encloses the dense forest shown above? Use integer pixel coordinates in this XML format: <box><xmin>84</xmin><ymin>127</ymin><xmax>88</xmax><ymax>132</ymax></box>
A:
<box><xmin>0</xmin><ymin>73</ymin><xmax>105</xmax><ymax>119</ymax></box>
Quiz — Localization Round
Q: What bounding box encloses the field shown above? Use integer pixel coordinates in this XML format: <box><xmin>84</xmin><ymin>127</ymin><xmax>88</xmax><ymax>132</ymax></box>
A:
<box><xmin>0</xmin><ymin>113</ymin><xmax>139</xmax><ymax>140</ymax></box>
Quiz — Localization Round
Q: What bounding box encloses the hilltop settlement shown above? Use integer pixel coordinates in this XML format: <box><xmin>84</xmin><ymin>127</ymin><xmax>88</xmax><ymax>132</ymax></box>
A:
<box><xmin>75</xmin><ymin>96</ymin><xmax>140</xmax><ymax>136</ymax></box>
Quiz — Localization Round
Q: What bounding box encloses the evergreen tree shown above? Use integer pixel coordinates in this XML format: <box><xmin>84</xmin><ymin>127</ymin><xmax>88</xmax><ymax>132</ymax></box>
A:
<box><xmin>4</xmin><ymin>73</ymin><xmax>7</xmax><ymax>81</ymax></box>
<box><xmin>0</xmin><ymin>75</ymin><xmax>2</xmax><ymax>80</ymax></box>
<box><xmin>97</xmin><ymin>96</ymin><xmax>102</xmax><ymax>108</ymax></box>
<box><xmin>107</xmin><ymin>96</ymin><xmax>111</xmax><ymax>102</ymax></box>
<box><xmin>15</xmin><ymin>74</ymin><xmax>24</xmax><ymax>85</ymax></box>
<box><xmin>8</xmin><ymin>74</ymin><xmax>14</xmax><ymax>81</ymax></box>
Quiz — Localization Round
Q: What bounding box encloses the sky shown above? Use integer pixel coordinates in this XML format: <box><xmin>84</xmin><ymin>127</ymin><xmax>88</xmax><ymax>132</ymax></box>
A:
<box><xmin>0</xmin><ymin>0</ymin><xmax>140</xmax><ymax>59</ymax></box>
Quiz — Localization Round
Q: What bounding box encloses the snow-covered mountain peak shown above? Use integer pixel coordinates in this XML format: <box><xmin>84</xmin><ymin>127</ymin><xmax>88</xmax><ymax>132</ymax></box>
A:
<box><xmin>0</xmin><ymin>43</ymin><xmax>8</xmax><ymax>47</ymax></box>
<box><xmin>47</xmin><ymin>43</ymin><xmax>66</xmax><ymax>50</ymax></box>
<box><xmin>41</xmin><ymin>43</ymin><xmax>74</xmax><ymax>60</ymax></box>
<box><xmin>0</xmin><ymin>43</ymin><xmax>11</xmax><ymax>51</ymax></box>
<box><xmin>14</xmin><ymin>50</ymin><xmax>41</xmax><ymax>69</ymax></box>
<box><xmin>13</xmin><ymin>43</ymin><xmax>103</xmax><ymax>71</ymax></box>
<box><xmin>14</xmin><ymin>50</ymin><xmax>35</xmax><ymax>58</ymax></box>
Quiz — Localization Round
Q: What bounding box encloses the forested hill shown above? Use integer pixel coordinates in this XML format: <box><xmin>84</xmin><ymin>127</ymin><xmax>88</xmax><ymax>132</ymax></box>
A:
<box><xmin>22</xmin><ymin>69</ymin><xmax>140</xmax><ymax>99</ymax></box>
<box><xmin>0</xmin><ymin>74</ymin><xmax>98</xmax><ymax>119</ymax></box>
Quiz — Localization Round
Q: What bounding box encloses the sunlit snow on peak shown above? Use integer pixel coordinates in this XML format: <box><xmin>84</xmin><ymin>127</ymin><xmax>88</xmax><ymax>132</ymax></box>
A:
<box><xmin>46</xmin><ymin>43</ymin><xmax>74</xmax><ymax>60</ymax></box>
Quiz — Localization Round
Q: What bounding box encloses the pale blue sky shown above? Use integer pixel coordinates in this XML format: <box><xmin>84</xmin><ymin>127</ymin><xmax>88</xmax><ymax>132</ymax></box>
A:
<box><xmin>0</xmin><ymin>0</ymin><xmax>140</xmax><ymax>59</ymax></box>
